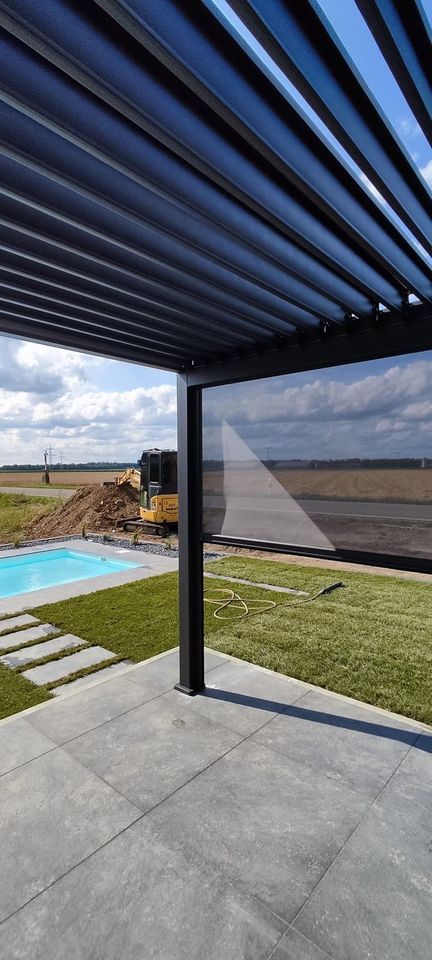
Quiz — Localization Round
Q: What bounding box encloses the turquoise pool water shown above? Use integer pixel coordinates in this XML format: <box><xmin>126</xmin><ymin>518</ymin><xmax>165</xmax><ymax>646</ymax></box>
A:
<box><xmin>0</xmin><ymin>548</ymin><xmax>139</xmax><ymax>599</ymax></box>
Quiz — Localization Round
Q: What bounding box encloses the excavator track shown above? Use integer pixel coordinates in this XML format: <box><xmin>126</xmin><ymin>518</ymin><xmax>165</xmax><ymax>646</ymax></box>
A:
<box><xmin>122</xmin><ymin>519</ymin><xmax>169</xmax><ymax>537</ymax></box>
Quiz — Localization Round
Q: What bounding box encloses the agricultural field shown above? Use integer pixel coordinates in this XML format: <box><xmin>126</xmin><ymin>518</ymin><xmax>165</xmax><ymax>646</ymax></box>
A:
<box><xmin>0</xmin><ymin>470</ymin><xmax>119</xmax><ymax>488</ymax></box>
<box><xmin>275</xmin><ymin>467</ymin><xmax>432</xmax><ymax>503</ymax></box>
<box><xmin>203</xmin><ymin>467</ymin><xmax>432</xmax><ymax>504</ymax></box>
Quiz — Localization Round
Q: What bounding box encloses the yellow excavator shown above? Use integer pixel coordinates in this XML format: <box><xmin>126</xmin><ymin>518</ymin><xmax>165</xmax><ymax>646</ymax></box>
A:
<box><xmin>116</xmin><ymin>449</ymin><xmax>178</xmax><ymax>536</ymax></box>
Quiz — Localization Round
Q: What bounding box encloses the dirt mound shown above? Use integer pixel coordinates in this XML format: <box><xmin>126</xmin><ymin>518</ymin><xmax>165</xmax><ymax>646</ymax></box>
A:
<box><xmin>27</xmin><ymin>484</ymin><xmax>140</xmax><ymax>538</ymax></box>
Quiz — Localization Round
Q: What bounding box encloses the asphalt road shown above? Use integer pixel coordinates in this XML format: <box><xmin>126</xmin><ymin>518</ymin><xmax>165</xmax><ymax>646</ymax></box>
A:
<box><xmin>204</xmin><ymin>495</ymin><xmax>432</xmax><ymax>522</ymax></box>
<box><xmin>297</xmin><ymin>498</ymin><xmax>432</xmax><ymax>522</ymax></box>
<box><xmin>0</xmin><ymin>486</ymin><xmax>76</xmax><ymax>499</ymax></box>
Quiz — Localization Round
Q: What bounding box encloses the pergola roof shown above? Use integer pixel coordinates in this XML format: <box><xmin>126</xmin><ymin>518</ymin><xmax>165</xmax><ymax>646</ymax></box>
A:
<box><xmin>0</xmin><ymin>0</ymin><xmax>430</xmax><ymax>372</ymax></box>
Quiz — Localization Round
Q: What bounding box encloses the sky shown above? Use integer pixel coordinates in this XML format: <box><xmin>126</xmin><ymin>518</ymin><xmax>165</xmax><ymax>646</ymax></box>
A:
<box><xmin>0</xmin><ymin>0</ymin><xmax>431</xmax><ymax>466</ymax></box>
<box><xmin>202</xmin><ymin>351</ymin><xmax>432</xmax><ymax>462</ymax></box>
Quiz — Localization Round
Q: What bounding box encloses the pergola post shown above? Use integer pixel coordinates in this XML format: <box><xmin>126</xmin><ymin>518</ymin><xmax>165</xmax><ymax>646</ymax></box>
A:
<box><xmin>174</xmin><ymin>373</ymin><xmax>205</xmax><ymax>695</ymax></box>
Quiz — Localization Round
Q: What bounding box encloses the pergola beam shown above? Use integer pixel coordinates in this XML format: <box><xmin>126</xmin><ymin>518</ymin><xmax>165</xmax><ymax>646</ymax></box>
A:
<box><xmin>187</xmin><ymin>302</ymin><xmax>432</xmax><ymax>388</ymax></box>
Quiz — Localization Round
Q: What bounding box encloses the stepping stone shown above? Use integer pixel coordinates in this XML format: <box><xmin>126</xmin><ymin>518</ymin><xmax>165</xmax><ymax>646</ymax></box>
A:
<box><xmin>0</xmin><ymin>614</ymin><xmax>39</xmax><ymax>635</ymax></box>
<box><xmin>53</xmin><ymin>661</ymin><xmax>132</xmax><ymax>696</ymax></box>
<box><xmin>0</xmin><ymin>624</ymin><xmax>59</xmax><ymax>652</ymax></box>
<box><xmin>0</xmin><ymin>634</ymin><xmax>86</xmax><ymax>668</ymax></box>
<box><xmin>23</xmin><ymin>646</ymin><xmax>117</xmax><ymax>686</ymax></box>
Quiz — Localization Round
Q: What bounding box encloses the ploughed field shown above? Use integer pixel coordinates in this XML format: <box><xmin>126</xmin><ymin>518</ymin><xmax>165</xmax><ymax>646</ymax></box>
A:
<box><xmin>203</xmin><ymin>468</ymin><xmax>432</xmax><ymax>559</ymax></box>
<box><xmin>203</xmin><ymin>467</ymin><xmax>432</xmax><ymax>504</ymax></box>
<box><xmin>0</xmin><ymin>470</ymin><xmax>119</xmax><ymax>487</ymax></box>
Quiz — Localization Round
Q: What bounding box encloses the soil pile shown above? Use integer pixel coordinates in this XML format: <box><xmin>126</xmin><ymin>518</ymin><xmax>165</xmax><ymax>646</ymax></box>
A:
<box><xmin>27</xmin><ymin>484</ymin><xmax>140</xmax><ymax>538</ymax></box>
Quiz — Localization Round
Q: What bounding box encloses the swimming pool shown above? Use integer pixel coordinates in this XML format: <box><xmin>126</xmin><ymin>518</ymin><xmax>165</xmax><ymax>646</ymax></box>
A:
<box><xmin>0</xmin><ymin>548</ymin><xmax>139</xmax><ymax>599</ymax></box>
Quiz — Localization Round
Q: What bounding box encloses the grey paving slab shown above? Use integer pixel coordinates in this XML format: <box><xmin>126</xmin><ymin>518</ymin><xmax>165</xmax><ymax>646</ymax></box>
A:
<box><xmin>22</xmin><ymin>645</ymin><xmax>116</xmax><ymax>684</ymax></box>
<box><xmin>0</xmin><ymin>717</ymin><xmax>55</xmax><ymax>777</ymax></box>
<box><xmin>124</xmin><ymin>647</ymin><xmax>225</xmax><ymax>698</ymax></box>
<box><xmin>0</xmin><ymin>614</ymin><xmax>39</xmax><ymax>634</ymax></box>
<box><xmin>0</xmin><ymin>623</ymin><xmax>59</xmax><ymax>651</ymax></box>
<box><xmin>271</xmin><ymin>928</ymin><xmax>331</xmax><ymax>960</ymax></box>
<box><xmin>147</xmin><ymin>738</ymin><xmax>369</xmax><ymax>923</ymax></box>
<box><xmin>0</xmin><ymin>816</ymin><xmax>286</xmax><ymax>960</ymax></box>
<box><xmin>64</xmin><ymin>694</ymin><xmax>242</xmax><ymax>811</ymax></box>
<box><xmin>204</xmin><ymin>571</ymin><xmax>308</xmax><ymax>595</ymax></box>
<box><xmin>168</xmin><ymin>658</ymin><xmax>308</xmax><ymax>736</ymax></box>
<box><xmin>0</xmin><ymin>654</ymin><xmax>430</xmax><ymax>959</ymax></box>
<box><xmin>253</xmin><ymin>688</ymin><xmax>417</xmax><ymax>799</ymax></box>
<box><xmin>295</xmin><ymin>803</ymin><xmax>432</xmax><ymax>960</ymax></box>
<box><xmin>53</xmin><ymin>660</ymin><xmax>132</xmax><ymax>696</ymax></box>
<box><xmin>0</xmin><ymin>633</ymin><xmax>86</xmax><ymax>668</ymax></box>
<box><xmin>29</xmin><ymin>675</ymin><xmax>150</xmax><ymax>743</ymax></box>
<box><xmin>377</xmin><ymin>732</ymin><xmax>432</xmax><ymax>826</ymax></box>
<box><xmin>0</xmin><ymin>748</ymin><xmax>141</xmax><ymax>922</ymax></box>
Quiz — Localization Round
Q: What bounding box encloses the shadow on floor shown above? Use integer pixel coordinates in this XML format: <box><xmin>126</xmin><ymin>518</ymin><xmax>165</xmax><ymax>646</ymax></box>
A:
<box><xmin>200</xmin><ymin>687</ymin><xmax>432</xmax><ymax>750</ymax></box>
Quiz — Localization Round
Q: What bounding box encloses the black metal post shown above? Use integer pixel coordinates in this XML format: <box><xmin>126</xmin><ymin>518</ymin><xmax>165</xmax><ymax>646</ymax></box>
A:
<box><xmin>174</xmin><ymin>372</ymin><xmax>205</xmax><ymax>695</ymax></box>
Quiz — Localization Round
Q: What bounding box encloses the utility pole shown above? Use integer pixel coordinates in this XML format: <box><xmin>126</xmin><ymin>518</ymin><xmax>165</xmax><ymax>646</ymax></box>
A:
<box><xmin>42</xmin><ymin>449</ymin><xmax>50</xmax><ymax>484</ymax></box>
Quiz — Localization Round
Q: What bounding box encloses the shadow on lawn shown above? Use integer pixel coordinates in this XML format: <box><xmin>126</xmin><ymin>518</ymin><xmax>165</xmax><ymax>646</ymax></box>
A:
<box><xmin>200</xmin><ymin>687</ymin><xmax>432</xmax><ymax>751</ymax></box>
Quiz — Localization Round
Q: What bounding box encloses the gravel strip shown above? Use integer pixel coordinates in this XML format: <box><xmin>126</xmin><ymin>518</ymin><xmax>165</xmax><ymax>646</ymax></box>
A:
<box><xmin>0</xmin><ymin>533</ymin><xmax>221</xmax><ymax>562</ymax></box>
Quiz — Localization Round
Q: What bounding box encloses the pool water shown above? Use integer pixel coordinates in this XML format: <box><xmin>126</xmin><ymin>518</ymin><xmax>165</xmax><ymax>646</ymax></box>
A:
<box><xmin>0</xmin><ymin>548</ymin><xmax>139</xmax><ymax>599</ymax></box>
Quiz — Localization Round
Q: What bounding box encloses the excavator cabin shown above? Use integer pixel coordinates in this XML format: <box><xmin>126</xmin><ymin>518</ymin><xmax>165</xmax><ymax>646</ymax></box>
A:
<box><xmin>137</xmin><ymin>449</ymin><xmax>178</xmax><ymax>535</ymax></box>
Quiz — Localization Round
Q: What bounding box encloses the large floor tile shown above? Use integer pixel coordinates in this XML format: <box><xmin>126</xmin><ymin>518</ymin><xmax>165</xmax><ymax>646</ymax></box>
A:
<box><xmin>377</xmin><ymin>732</ymin><xmax>432</xmax><ymax>826</ymax></box>
<box><xmin>0</xmin><ymin>717</ymin><xmax>55</xmax><ymax>776</ymax></box>
<box><xmin>28</xmin><ymin>676</ymin><xmax>148</xmax><ymax>744</ymax></box>
<box><xmin>253</xmin><ymin>688</ymin><xmax>417</xmax><ymax>799</ymax></box>
<box><xmin>295</xmin><ymin>803</ymin><xmax>432</xmax><ymax>960</ymax></box>
<box><xmin>0</xmin><ymin>816</ymin><xmax>286</xmax><ymax>960</ymax></box>
<box><xmin>271</xmin><ymin>928</ymin><xmax>331</xmax><ymax>959</ymax></box>
<box><xmin>121</xmin><ymin>649</ymin><xmax>187</xmax><ymax>697</ymax></box>
<box><xmin>124</xmin><ymin>648</ymin><xmax>225</xmax><ymax>697</ymax></box>
<box><xmin>64</xmin><ymin>694</ymin><xmax>242</xmax><ymax>811</ymax></box>
<box><xmin>147</xmin><ymin>738</ymin><xmax>369</xmax><ymax>922</ymax></box>
<box><xmin>0</xmin><ymin>748</ymin><xmax>141</xmax><ymax>922</ymax></box>
<box><xmin>168</xmin><ymin>659</ymin><xmax>307</xmax><ymax>735</ymax></box>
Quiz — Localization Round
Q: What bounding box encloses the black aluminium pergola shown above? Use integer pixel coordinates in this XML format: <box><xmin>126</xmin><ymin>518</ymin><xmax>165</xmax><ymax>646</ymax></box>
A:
<box><xmin>0</xmin><ymin>0</ymin><xmax>431</xmax><ymax>693</ymax></box>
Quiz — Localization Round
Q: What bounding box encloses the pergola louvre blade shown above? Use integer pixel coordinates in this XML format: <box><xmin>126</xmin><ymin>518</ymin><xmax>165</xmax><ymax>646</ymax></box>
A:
<box><xmin>0</xmin><ymin>1</ymin><xmax>430</xmax><ymax>692</ymax></box>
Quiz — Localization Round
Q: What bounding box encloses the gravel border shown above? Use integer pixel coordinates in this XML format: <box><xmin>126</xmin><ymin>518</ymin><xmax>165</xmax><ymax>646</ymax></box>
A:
<box><xmin>0</xmin><ymin>533</ymin><xmax>221</xmax><ymax>562</ymax></box>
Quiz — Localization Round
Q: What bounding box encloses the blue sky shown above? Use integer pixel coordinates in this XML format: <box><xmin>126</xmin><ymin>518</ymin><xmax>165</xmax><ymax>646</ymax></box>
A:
<box><xmin>0</xmin><ymin>0</ymin><xmax>430</xmax><ymax>464</ymax></box>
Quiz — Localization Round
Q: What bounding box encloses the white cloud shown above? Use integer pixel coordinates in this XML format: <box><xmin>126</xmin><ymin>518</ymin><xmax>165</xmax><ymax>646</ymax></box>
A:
<box><xmin>420</xmin><ymin>159</ymin><xmax>432</xmax><ymax>188</ymax></box>
<box><xmin>204</xmin><ymin>356</ymin><xmax>432</xmax><ymax>460</ymax></box>
<box><xmin>396</xmin><ymin>118</ymin><xmax>422</xmax><ymax>140</ymax></box>
<box><xmin>0</xmin><ymin>338</ymin><xmax>177</xmax><ymax>464</ymax></box>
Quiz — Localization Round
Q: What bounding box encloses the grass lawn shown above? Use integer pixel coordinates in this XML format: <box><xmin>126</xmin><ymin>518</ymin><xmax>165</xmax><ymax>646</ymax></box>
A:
<box><xmin>0</xmin><ymin>663</ymin><xmax>51</xmax><ymax>720</ymax></box>
<box><xmin>2</xmin><ymin>556</ymin><xmax>431</xmax><ymax>724</ymax></box>
<box><xmin>0</xmin><ymin>492</ymin><xmax>60</xmax><ymax>544</ymax></box>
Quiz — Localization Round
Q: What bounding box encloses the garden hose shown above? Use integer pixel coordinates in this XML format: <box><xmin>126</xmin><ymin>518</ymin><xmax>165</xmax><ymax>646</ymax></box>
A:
<box><xmin>204</xmin><ymin>581</ymin><xmax>344</xmax><ymax>621</ymax></box>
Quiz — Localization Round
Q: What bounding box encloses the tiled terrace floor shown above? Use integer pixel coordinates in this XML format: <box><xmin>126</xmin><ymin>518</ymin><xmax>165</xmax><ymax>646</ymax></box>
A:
<box><xmin>0</xmin><ymin>648</ymin><xmax>431</xmax><ymax>959</ymax></box>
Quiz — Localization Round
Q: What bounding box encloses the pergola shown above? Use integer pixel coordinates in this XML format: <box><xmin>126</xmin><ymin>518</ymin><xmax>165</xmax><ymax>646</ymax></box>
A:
<box><xmin>0</xmin><ymin>0</ymin><xmax>430</xmax><ymax>693</ymax></box>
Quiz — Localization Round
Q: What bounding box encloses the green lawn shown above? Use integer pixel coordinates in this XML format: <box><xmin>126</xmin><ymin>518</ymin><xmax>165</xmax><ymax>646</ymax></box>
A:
<box><xmin>0</xmin><ymin>492</ymin><xmax>60</xmax><ymax>544</ymax></box>
<box><xmin>0</xmin><ymin>662</ymin><xmax>51</xmax><ymax>719</ymax></box>
<box><xmin>1</xmin><ymin>555</ymin><xmax>431</xmax><ymax>724</ymax></box>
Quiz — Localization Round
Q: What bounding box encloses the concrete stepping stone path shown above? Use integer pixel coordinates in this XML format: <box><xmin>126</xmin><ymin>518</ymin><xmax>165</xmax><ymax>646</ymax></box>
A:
<box><xmin>23</xmin><ymin>645</ymin><xmax>119</xmax><ymax>686</ymax></box>
<box><xmin>0</xmin><ymin>615</ymin><xmax>129</xmax><ymax>695</ymax></box>
<box><xmin>0</xmin><ymin>634</ymin><xmax>85</xmax><ymax>668</ymax></box>
<box><xmin>0</xmin><ymin>614</ymin><xmax>39</xmax><ymax>635</ymax></box>
<box><xmin>0</xmin><ymin>623</ymin><xmax>59</xmax><ymax>651</ymax></box>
